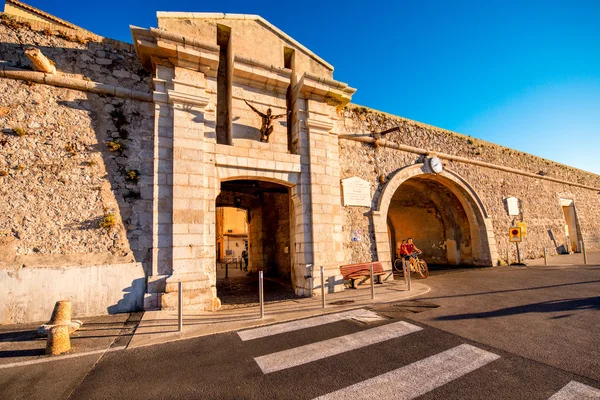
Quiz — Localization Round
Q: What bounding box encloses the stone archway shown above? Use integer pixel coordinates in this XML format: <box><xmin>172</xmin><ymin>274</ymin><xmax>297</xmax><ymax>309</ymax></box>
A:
<box><xmin>372</xmin><ymin>164</ymin><xmax>497</xmax><ymax>268</ymax></box>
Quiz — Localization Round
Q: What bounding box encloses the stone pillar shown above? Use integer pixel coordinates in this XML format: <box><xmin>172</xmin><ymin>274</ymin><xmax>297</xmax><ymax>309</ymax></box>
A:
<box><xmin>303</xmin><ymin>101</ymin><xmax>345</xmax><ymax>293</ymax></box>
<box><xmin>294</xmin><ymin>74</ymin><xmax>356</xmax><ymax>295</ymax></box>
<box><xmin>146</xmin><ymin>65</ymin><xmax>220</xmax><ymax>311</ymax></box>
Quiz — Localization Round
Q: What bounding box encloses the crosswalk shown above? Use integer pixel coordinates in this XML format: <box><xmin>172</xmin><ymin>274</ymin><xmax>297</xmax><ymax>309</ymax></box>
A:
<box><xmin>237</xmin><ymin>308</ymin><xmax>600</xmax><ymax>399</ymax></box>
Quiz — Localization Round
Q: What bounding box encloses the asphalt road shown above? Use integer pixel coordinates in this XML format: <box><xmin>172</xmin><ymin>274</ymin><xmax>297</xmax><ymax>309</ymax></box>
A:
<box><xmin>1</xmin><ymin>264</ymin><xmax>599</xmax><ymax>399</ymax></box>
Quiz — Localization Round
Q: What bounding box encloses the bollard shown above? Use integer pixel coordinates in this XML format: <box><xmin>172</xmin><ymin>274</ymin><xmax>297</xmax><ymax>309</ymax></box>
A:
<box><xmin>46</xmin><ymin>325</ymin><xmax>71</xmax><ymax>355</ymax></box>
<box><xmin>225</xmin><ymin>262</ymin><xmax>229</xmax><ymax>278</ymax></box>
<box><xmin>320</xmin><ymin>266</ymin><xmax>325</xmax><ymax>309</ymax></box>
<box><xmin>259</xmin><ymin>271</ymin><xmax>264</xmax><ymax>318</ymax></box>
<box><xmin>178</xmin><ymin>281</ymin><xmax>183</xmax><ymax>332</ymax></box>
<box><xmin>406</xmin><ymin>259</ymin><xmax>412</xmax><ymax>291</ymax></box>
<box><xmin>583</xmin><ymin>242</ymin><xmax>588</xmax><ymax>265</ymax></box>
<box><xmin>544</xmin><ymin>247</ymin><xmax>547</xmax><ymax>265</ymax></box>
<box><xmin>38</xmin><ymin>300</ymin><xmax>82</xmax><ymax>337</ymax></box>
<box><xmin>370</xmin><ymin>265</ymin><xmax>375</xmax><ymax>300</ymax></box>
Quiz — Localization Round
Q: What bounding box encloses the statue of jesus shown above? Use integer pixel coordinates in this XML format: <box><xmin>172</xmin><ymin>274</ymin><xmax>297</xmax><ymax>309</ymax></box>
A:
<box><xmin>244</xmin><ymin>100</ymin><xmax>288</xmax><ymax>143</ymax></box>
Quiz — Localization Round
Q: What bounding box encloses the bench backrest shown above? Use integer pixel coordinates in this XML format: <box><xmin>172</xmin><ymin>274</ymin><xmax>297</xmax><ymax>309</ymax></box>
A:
<box><xmin>340</xmin><ymin>262</ymin><xmax>384</xmax><ymax>277</ymax></box>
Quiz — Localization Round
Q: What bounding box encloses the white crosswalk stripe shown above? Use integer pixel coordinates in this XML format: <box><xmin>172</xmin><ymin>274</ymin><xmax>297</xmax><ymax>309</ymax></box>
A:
<box><xmin>254</xmin><ymin>320</ymin><xmax>422</xmax><ymax>374</ymax></box>
<box><xmin>238</xmin><ymin>309</ymin><xmax>384</xmax><ymax>341</ymax></box>
<box><xmin>314</xmin><ymin>344</ymin><xmax>500</xmax><ymax>400</ymax></box>
<box><xmin>549</xmin><ymin>381</ymin><xmax>600</xmax><ymax>400</ymax></box>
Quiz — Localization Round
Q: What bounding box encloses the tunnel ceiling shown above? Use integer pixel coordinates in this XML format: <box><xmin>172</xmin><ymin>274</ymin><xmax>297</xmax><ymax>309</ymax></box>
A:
<box><xmin>390</xmin><ymin>177</ymin><xmax>460</xmax><ymax>206</ymax></box>
<box><xmin>220</xmin><ymin>180</ymin><xmax>289</xmax><ymax>195</ymax></box>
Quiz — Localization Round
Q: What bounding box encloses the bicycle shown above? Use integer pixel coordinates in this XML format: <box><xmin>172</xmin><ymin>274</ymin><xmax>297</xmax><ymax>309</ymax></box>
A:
<box><xmin>393</xmin><ymin>252</ymin><xmax>429</xmax><ymax>279</ymax></box>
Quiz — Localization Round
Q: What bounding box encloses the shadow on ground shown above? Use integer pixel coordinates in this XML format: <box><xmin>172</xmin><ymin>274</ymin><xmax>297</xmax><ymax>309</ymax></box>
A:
<box><xmin>436</xmin><ymin>296</ymin><xmax>600</xmax><ymax>321</ymax></box>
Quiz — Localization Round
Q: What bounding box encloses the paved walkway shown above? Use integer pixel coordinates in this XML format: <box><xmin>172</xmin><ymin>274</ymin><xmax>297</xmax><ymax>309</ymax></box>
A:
<box><xmin>128</xmin><ymin>275</ymin><xmax>430</xmax><ymax>348</ymax></box>
<box><xmin>526</xmin><ymin>250</ymin><xmax>600</xmax><ymax>266</ymax></box>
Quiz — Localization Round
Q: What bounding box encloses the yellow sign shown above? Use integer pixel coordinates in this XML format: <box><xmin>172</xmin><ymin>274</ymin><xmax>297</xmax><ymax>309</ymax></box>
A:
<box><xmin>517</xmin><ymin>222</ymin><xmax>527</xmax><ymax>237</ymax></box>
<box><xmin>509</xmin><ymin>227</ymin><xmax>522</xmax><ymax>242</ymax></box>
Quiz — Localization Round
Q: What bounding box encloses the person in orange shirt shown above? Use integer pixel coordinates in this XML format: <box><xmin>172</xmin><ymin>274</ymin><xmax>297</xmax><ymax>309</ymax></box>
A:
<box><xmin>396</xmin><ymin>239</ymin><xmax>408</xmax><ymax>260</ymax></box>
<box><xmin>405</xmin><ymin>238</ymin><xmax>421</xmax><ymax>258</ymax></box>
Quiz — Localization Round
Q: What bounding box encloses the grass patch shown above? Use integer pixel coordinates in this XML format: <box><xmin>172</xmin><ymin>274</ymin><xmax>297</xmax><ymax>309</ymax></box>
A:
<box><xmin>12</xmin><ymin>127</ymin><xmax>27</xmax><ymax>137</ymax></box>
<box><xmin>125</xmin><ymin>169</ymin><xmax>140</xmax><ymax>183</ymax></box>
<box><xmin>106</xmin><ymin>140</ymin><xmax>122</xmax><ymax>152</ymax></box>
<box><xmin>99</xmin><ymin>213</ymin><xmax>117</xmax><ymax>230</ymax></box>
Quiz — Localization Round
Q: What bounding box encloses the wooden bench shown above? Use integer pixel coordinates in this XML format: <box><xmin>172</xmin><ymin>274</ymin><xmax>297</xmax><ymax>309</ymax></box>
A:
<box><xmin>340</xmin><ymin>262</ymin><xmax>389</xmax><ymax>288</ymax></box>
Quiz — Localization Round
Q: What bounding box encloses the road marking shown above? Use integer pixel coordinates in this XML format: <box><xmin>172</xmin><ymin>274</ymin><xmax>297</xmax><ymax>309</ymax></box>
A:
<box><xmin>549</xmin><ymin>381</ymin><xmax>600</xmax><ymax>400</ymax></box>
<box><xmin>0</xmin><ymin>346</ymin><xmax>126</xmax><ymax>370</ymax></box>
<box><xmin>314</xmin><ymin>344</ymin><xmax>499</xmax><ymax>400</ymax></box>
<box><xmin>254</xmin><ymin>320</ymin><xmax>422</xmax><ymax>374</ymax></box>
<box><xmin>238</xmin><ymin>309</ymin><xmax>384</xmax><ymax>341</ymax></box>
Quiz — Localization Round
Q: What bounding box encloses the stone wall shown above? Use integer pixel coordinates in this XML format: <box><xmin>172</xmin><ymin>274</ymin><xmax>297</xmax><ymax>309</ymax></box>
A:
<box><xmin>339</xmin><ymin>104</ymin><xmax>600</xmax><ymax>265</ymax></box>
<box><xmin>0</xmin><ymin>16</ymin><xmax>154</xmax><ymax>322</ymax></box>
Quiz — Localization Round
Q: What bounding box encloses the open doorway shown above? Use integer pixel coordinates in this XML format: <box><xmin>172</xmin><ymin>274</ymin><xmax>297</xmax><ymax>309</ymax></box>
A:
<box><xmin>387</xmin><ymin>175</ymin><xmax>476</xmax><ymax>271</ymax></box>
<box><xmin>215</xmin><ymin>179</ymin><xmax>297</xmax><ymax>306</ymax></box>
<box><xmin>560</xmin><ymin>199</ymin><xmax>581</xmax><ymax>253</ymax></box>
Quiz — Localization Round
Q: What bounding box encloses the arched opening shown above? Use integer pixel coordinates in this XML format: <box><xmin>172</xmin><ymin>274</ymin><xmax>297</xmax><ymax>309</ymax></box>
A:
<box><xmin>215</xmin><ymin>179</ymin><xmax>297</xmax><ymax>305</ymax></box>
<box><xmin>388</xmin><ymin>176</ymin><xmax>474</xmax><ymax>266</ymax></box>
<box><xmin>374</xmin><ymin>164</ymin><xmax>496</xmax><ymax>269</ymax></box>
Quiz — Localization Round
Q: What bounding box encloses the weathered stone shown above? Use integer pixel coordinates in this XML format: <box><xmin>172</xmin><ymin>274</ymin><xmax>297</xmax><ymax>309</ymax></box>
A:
<box><xmin>46</xmin><ymin>324</ymin><xmax>71</xmax><ymax>355</ymax></box>
<box><xmin>95</xmin><ymin>58</ymin><xmax>112</xmax><ymax>65</ymax></box>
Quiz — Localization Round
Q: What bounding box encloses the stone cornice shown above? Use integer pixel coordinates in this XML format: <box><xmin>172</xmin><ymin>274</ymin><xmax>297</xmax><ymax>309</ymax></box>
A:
<box><xmin>168</xmin><ymin>91</ymin><xmax>209</xmax><ymax>108</ymax></box>
<box><xmin>130</xmin><ymin>26</ymin><xmax>219</xmax><ymax>72</ymax></box>
<box><xmin>305</xmin><ymin>118</ymin><xmax>334</xmax><ymax>133</ymax></box>
<box><xmin>296</xmin><ymin>73</ymin><xmax>356</xmax><ymax>108</ymax></box>
<box><xmin>233</xmin><ymin>55</ymin><xmax>291</xmax><ymax>94</ymax></box>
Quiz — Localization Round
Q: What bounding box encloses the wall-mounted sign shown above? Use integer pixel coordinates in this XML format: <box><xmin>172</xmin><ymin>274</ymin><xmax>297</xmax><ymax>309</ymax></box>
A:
<box><xmin>517</xmin><ymin>221</ymin><xmax>527</xmax><ymax>237</ymax></box>
<box><xmin>506</xmin><ymin>196</ymin><xmax>520</xmax><ymax>216</ymax></box>
<box><xmin>342</xmin><ymin>177</ymin><xmax>371</xmax><ymax>207</ymax></box>
<box><xmin>509</xmin><ymin>227</ymin><xmax>522</xmax><ymax>242</ymax></box>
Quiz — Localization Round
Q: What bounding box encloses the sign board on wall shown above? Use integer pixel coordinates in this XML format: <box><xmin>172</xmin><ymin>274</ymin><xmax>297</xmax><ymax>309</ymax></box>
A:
<box><xmin>509</xmin><ymin>227</ymin><xmax>522</xmax><ymax>242</ymax></box>
<box><xmin>517</xmin><ymin>221</ymin><xmax>527</xmax><ymax>237</ymax></box>
<box><xmin>506</xmin><ymin>196</ymin><xmax>520</xmax><ymax>216</ymax></box>
<box><xmin>341</xmin><ymin>177</ymin><xmax>371</xmax><ymax>207</ymax></box>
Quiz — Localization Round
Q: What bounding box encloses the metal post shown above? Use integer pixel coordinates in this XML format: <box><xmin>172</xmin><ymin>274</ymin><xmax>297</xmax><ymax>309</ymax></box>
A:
<box><xmin>507</xmin><ymin>247</ymin><xmax>510</xmax><ymax>265</ymax></box>
<box><xmin>406</xmin><ymin>259</ymin><xmax>412</xmax><ymax>291</ymax></box>
<box><xmin>516</xmin><ymin>242</ymin><xmax>521</xmax><ymax>264</ymax></box>
<box><xmin>543</xmin><ymin>247</ymin><xmax>547</xmax><ymax>265</ymax></box>
<box><xmin>402</xmin><ymin>259</ymin><xmax>408</xmax><ymax>287</ymax></box>
<box><xmin>579</xmin><ymin>240</ymin><xmax>583</xmax><ymax>254</ymax></box>
<box><xmin>225</xmin><ymin>262</ymin><xmax>228</xmax><ymax>278</ymax></box>
<box><xmin>259</xmin><ymin>271</ymin><xmax>264</xmax><ymax>319</ymax></box>
<box><xmin>320</xmin><ymin>266</ymin><xmax>325</xmax><ymax>309</ymax></box>
<box><xmin>178</xmin><ymin>281</ymin><xmax>183</xmax><ymax>332</ymax></box>
<box><xmin>370</xmin><ymin>265</ymin><xmax>375</xmax><ymax>300</ymax></box>
<box><xmin>583</xmin><ymin>242</ymin><xmax>588</xmax><ymax>265</ymax></box>
<box><xmin>240</xmin><ymin>257</ymin><xmax>242</xmax><ymax>271</ymax></box>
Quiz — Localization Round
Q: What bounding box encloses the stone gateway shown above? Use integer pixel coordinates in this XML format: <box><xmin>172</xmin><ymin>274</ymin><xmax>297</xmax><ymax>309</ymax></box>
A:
<box><xmin>1</xmin><ymin>3</ymin><xmax>599</xmax><ymax>323</ymax></box>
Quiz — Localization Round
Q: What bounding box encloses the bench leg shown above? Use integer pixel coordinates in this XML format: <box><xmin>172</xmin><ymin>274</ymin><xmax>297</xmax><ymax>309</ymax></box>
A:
<box><xmin>376</xmin><ymin>275</ymin><xmax>383</xmax><ymax>284</ymax></box>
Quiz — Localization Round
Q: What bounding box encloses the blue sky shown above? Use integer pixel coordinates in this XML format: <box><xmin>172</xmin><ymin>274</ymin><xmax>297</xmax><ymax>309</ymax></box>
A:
<box><xmin>5</xmin><ymin>0</ymin><xmax>600</xmax><ymax>174</ymax></box>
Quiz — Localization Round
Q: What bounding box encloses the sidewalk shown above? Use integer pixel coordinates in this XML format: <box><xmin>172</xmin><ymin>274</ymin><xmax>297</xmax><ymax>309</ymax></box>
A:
<box><xmin>128</xmin><ymin>276</ymin><xmax>430</xmax><ymax>348</ymax></box>
<box><xmin>0</xmin><ymin>313</ymin><xmax>138</xmax><ymax>367</ymax></box>
<box><xmin>526</xmin><ymin>250</ymin><xmax>600</xmax><ymax>266</ymax></box>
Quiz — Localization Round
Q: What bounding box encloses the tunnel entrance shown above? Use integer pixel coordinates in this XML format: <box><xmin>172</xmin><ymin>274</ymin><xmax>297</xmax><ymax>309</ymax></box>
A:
<box><xmin>215</xmin><ymin>179</ymin><xmax>296</xmax><ymax>305</ymax></box>
<box><xmin>375</xmin><ymin>164</ymin><xmax>495</xmax><ymax>269</ymax></box>
<box><xmin>387</xmin><ymin>176</ymin><xmax>473</xmax><ymax>267</ymax></box>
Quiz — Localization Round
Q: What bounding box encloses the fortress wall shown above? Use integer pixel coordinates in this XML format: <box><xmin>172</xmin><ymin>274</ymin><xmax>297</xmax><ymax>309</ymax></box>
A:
<box><xmin>338</xmin><ymin>104</ymin><xmax>600</xmax><ymax>265</ymax></box>
<box><xmin>0</xmin><ymin>18</ymin><xmax>153</xmax><ymax>323</ymax></box>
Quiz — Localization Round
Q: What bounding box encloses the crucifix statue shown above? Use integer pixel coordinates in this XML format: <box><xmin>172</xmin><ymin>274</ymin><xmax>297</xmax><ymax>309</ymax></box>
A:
<box><xmin>244</xmin><ymin>100</ymin><xmax>288</xmax><ymax>143</ymax></box>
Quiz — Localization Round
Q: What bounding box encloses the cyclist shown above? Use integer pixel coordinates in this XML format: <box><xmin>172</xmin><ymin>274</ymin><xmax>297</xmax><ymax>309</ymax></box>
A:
<box><xmin>405</xmin><ymin>238</ymin><xmax>422</xmax><ymax>260</ymax></box>
<box><xmin>396</xmin><ymin>239</ymin><xmax>408</xmax><ymax>260</ymax></box>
